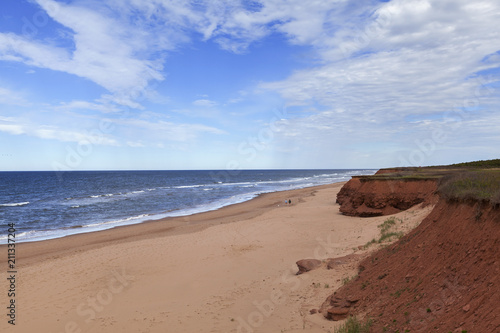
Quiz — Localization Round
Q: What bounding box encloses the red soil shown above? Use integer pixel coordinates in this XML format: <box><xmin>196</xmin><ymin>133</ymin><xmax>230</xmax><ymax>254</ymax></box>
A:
<box><xmin>321</xmin><ymin>198</ymin><xmax>500</xmax><ymax>332</ymax></box>
<box><xmin>337</xmin><ymin>177</ymin><xmax>438</xmax><ymax>217</ymax></box>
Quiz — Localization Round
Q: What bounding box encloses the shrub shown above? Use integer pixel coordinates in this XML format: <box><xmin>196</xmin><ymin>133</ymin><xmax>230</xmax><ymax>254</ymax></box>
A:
<box><xmin>450</xmin><ymin>159</ymin><xmax>500</xmax><ymax>168</ymax></box>
<box><xmin>335</xmin><ymin>316</ymin><xmax>372</xmax><ymax>333</ymax></box>
<box><xmin>342</xmin><ymin>275</ymin><xmax>358</xmax><ymax>285</ymax></box>
<box><xmin>378</xmin><ymin>217</ymin><xmax>397</xmax><ymax>233</ymax></box>
<box><xmin>438</xmin><ymin>170</ymin><xmax>500</xmax><ymax>203</ymax></box>
<box><xmin>378</xmin><ymin>231</ymin><xmax>404</xmax><ymax>243</ymax></box>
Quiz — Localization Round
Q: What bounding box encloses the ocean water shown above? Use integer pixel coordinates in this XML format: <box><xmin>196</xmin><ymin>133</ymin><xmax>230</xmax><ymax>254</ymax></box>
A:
<box><xmin>0</xmin><ymin>169</ymin><xmax>374</xmax><ymax>243</ymax></box>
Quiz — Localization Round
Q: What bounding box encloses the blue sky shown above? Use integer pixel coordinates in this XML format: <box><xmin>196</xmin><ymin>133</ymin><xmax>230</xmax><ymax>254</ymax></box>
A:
<box><xmin>0</xmin><ymin>0</ymin><xmax>499</xmax><ymax>171</ymax></box>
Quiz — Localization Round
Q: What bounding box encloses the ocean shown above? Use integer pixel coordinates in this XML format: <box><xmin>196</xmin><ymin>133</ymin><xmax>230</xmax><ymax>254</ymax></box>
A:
<box><xmin>0</xmin><ymin>169</ymin><xmax>374</xmax><ymax>243</ymax></box>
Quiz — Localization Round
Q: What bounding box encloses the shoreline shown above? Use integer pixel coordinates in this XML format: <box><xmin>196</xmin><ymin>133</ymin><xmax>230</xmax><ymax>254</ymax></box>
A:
<box><xmin>0</xmin><ymin>180</ymin><xmax>434</xmax><ymax>332</ymax></box>
<box><xmin>1</xmin><ymin>180</ymin><xmax>356</xmax><ymax>245</ymax></box>
<box><xmin>1</xmin><ymin>169</ymin><xmax>376</xmax><ymax>245</ymax></box>
<box><xmin>0</xmin><ymin>183</ymin><xmax>342</xmax><ymax>265</ymax></box>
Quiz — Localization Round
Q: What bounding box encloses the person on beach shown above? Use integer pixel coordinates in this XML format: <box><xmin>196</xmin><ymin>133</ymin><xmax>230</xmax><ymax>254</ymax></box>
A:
<box><xmin>288</xmin><ymin>199</ymin><xmax>291</xmax><ymax>205</ymax></box>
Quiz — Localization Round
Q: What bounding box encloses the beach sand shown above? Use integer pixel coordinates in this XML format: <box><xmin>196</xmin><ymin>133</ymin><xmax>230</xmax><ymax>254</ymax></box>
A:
<box><xmin>1</xmin><ymin>182</ymin><xmax>433</xmax><ymax>332</ymax></box>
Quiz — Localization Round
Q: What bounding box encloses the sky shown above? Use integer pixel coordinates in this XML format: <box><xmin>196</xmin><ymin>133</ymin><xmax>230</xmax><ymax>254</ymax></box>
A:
<box><xmin>0</xmin><ymin>0</ymin><xmax>499</xmax><ymax>171</ymax></box>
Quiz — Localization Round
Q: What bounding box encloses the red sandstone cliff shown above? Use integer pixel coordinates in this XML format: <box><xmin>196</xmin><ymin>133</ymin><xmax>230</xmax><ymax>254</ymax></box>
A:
<box><xmin>336</xmin><ymin>177</ymin><xmax>438</xmax><ymax>217</ymax></box>
<box><xmin>323</xmin><ymin>184</ymin><xmax>500</xmax><ymax>332</ymax></box>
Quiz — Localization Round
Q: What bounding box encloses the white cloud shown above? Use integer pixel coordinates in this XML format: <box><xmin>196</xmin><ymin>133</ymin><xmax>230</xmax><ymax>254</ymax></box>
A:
<box><xmin>195</xmin><ymin>0</ymin><xmax>357</xmax><ymax>52</ymax></box>
<box><xmin>114</xmin><ymin>117</ymin><xmax>226</xmax><ymax>144</ymax></box>
<box><xmin>126</xmin><ymin>141</ymin><xmax>145</xmax><ymax>148</ymax></box>
<box><xmin>0</xmin><ymin>108</ymin><xmax>226</xmax><ymax>150</ymax></box>
<box><xmin>1</xmin><ymin>0</ymin><xmax>499</xmax><ymax>168</ymax></box>
<box><xmin>0</xmin><ymin>0</ymin><xmax>366</xmax><ymax>106</ymax></box>
<box><xmin>0</xmin><ymin>115</ymin><xmax>119</xmax><ymax>146</ymax></box>
<box><xmin>235</xmin><ymin>0</ymin><xmax>500</xmax><ymax>167</ymax></box>
<box><xmin>0</xmin><ymin>123</ymin><xmax>25</xmax><ymax>135</ymax></box>
<box><xmin>0</xmin><ymin>0</ymin><xmax>167</xmax><ymax>108</ymax></box>
<box><xmin>7</xmin><ymin>0</ymin><xmax>495</xmax><ymax>115</ymax></box>
<box><xmin>55</xmin><ymin>100</ymin><xmax>119</xmax><ymax>113</ymax></box>
<box><xmin>0</xmin><ymin>86</ymin><xmax>30</xmax><ymax>106</ymax></box>
<box><xmin>192</xmin><ymin>99</ymin><xmax>218</xmax><ymax>107</ymax></box>
<box><xmin>260</xmin><ymin>0</ymin><xmax>500</xmax><ymax>142</ymax></box>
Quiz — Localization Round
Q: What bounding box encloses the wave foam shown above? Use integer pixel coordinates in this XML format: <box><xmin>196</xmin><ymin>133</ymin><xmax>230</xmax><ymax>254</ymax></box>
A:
<box><xmin>0</xmin><ymin>170</ymin><xmax>378</xmax><ymax>244</ymax></box>
<box><xmin>0</xmin><ymin>201</ymin><xmax>30</xmax><ymax>207</ymax></box>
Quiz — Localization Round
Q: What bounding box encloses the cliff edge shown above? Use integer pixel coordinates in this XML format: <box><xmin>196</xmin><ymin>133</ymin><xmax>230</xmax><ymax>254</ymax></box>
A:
<box><xmin>336</xmin><ymin>175</ymin><xmax>438</xmax><ymax>217</ymax></box>
<box><xmin>321</xmin><ymin>162</ymin><xmax>500</xmax><ymax>332</ymax></box>
<box><xmin>322</xmin><ymin>199</ymin><xmax>500</xmax><ymax>332</ymax></box>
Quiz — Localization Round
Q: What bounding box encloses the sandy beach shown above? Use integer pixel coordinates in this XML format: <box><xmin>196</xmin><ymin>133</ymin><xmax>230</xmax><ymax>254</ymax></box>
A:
<box><xmin>1</xmin><ymin>182</ymin><xmax>433</xmax><ymax>332</ymax></box>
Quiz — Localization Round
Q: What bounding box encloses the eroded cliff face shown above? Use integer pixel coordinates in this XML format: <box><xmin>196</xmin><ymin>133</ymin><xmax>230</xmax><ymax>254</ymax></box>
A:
<box><xmin>323</xmin><ymin>196</ymin><xmax>500</xmax><ymax>332</ymax></box>
<box><xmin>336</xmin><ymin>177</ymin><xmax>438</xmax><ymax>217</ymax></box>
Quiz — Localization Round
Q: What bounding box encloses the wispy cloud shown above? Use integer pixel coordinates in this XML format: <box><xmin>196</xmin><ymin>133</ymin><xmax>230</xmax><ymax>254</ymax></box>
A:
<box><xmin>114</xmin><ymin>117</ymin><xmax>226</xmax><ymax>144</ymax></box>
<box><xmin>55</xmin><ymin>100</ymin><xmax>119</xmax><ymax>113</ymax></box>
<box><xmin>0</xmin><ymin>115</ymin><xmax>119</xmax><ymax>145</ymax></box>
<box><xmin>0</xmin><ymin>111</ymin><xmax>225</xmax><ymax>148</ymax></box>
<box><xmin>0</xmin><ymin>0</ymin><xmax>167</xmax><ymax>108</ymax></box>
<box><xmin>0</xmin><ymin>0</ymin><xmax>366</xmax><ymax>107</ymax></box>
<box><xmin>0</xmin><ymin>86</ymin><xmax>30</xmax><ymax>106</ymax></box>
<box><xmin>4</xmin><ymin>0</ymin><xmax>497</xmax><ymax>114</ymax></box>
<box><xmin>0</xmin><ymin>0</ymin><xmax>359</xmax><ymax>103</ymax></box>
<box><xmin>192</xmin><ymin>98</ymin><xmax>218</xmax><ymax>107</ymax></box>
<box><xmin>258</xmin><ymin>0</ymin><xmax>500</xmax><ymax>163</ymax></box>
<box><xmin>1</xmin><ymin>0</ymin><xmax>499</xmax><ymax>169</ymax></box>
<box><xmin>0</xmin><ymin>116</ymin><xmax>26</xmax><ymax>135</ymax></box>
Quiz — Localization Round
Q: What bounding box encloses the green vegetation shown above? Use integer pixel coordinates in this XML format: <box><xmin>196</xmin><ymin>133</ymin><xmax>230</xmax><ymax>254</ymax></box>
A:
<box><xmin>378</xmin><ymin>231</ymin><xmax>404</xmax><ymax>242</ymax></box>
<box><xmin>438</xmin><ymin>170</ymin><xmax>500</xmax><ymax>204</ymax></box>
<box><xmin>449</xmin><ymin>159</ymin><xmax>500</xmax><ymax>168</ymax></box>
<box><xmin>357</xmin><ymin>159</ymin><xmax>500</xmax><ymax>205</ymax></box>
<box><xmin>334</xmin><ymin>316</ymin><xmax>372</xmax><ymax>333</ymax></box>
<box><xmin>379</xmin><ymin>217</ymin><xmax>397</xmax><ymax>233</ymax></box>
<box><xmin>391</xmin><ymin>287</ymin><xmax>409</xmax><ymax>298</ymax></box>
<box><xmin>364</xmin><ymin>217</ymin><xmax>404</xmax><ymax>249</ymax></box>
<box><xmin>342</xmin><ymin>275</ymin><xmax>358</xmax><ymax>285</ymax></box>
<box><xmin>357</xmin><ymin>174</ymin><xmax>442</xmax><ymax>182</ymax></box>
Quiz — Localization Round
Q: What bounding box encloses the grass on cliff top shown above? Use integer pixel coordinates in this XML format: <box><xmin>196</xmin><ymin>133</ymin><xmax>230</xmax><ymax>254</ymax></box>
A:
<box><xmin>358</xmin><ymin>167</ymin><xmax>456</xmax><ymax>181</ymax></box>
<box><xmin>358</xmin><ymin>174</ymin><xmax>442</xmax><ymax>181</ymax></box>
<box><xmin>377</xmin><ymin>159</ymin><xmax>500</xmax><ymax>175</ymax></box>
<box><xmin>356</xmin><ymin>159</ymin><xmax>500</xmax><ymax>204</ymax></box>
<box><xmin>438</xmin><ymin>170</ymin><xmax>500</xmax><ymax>204</ymax></box>
<box><xmin>448</xmin><ymin>159</ymin><xmax>500</xmax><ymax>168</ymax></box>
<box><xmin>334</xmin><ymin>316</ymin><xmax>372</xmax><ymax>333</ymax></box>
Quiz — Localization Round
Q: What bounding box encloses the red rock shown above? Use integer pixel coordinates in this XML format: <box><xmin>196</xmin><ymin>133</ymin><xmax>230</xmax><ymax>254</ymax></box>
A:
<box><xmin>326</xmin><ymin>254</ymin><xmax>360</xmax><ymax>270</ymax></box>
<box><xmin>296</xmin><ymin>259</ymin><xmax>322</xmax><ymax>275</ymax></box>
<box><xmin>336</xmin><ymin>177</ymin><xmax>438</xmax><ymax>217</ymax></box>
<box><xmin>346</xmin><ymin>295</ymin><xmax>359</xmax><ymax>303</ymax></box>
<box><xmin>321</xmin><ymin>194</ymin><xmax>500</xmax><ymax>332</ymax></box>
<box><xmin>325</xmin><ymin>307</ymin><xmax>350</xmax><ymax>321</ymax></box>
